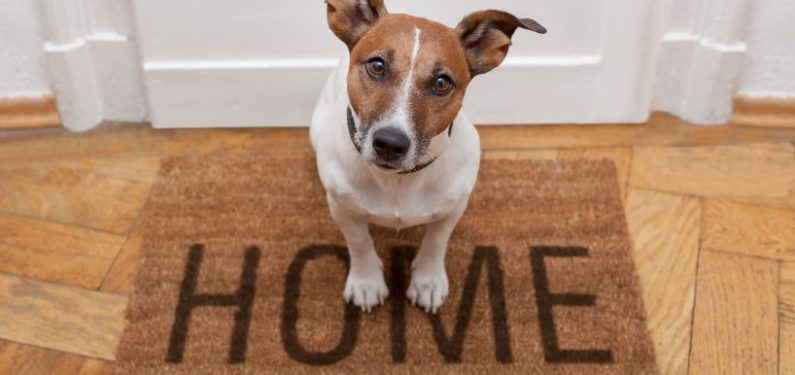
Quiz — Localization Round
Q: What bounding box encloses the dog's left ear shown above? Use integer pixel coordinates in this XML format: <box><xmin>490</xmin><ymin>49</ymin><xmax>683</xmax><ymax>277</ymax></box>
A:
<box><xmin>326</xmin><ymin>0</ymin><xmax>388</xmax><ymax>49</ymax></box>
<box><xmin>456</xmin><ymin>10</ymin><xmax>546</xmax><ymax>76</ymax></box>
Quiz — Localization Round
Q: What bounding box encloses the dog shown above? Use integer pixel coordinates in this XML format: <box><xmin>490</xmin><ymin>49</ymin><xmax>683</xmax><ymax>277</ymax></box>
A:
<box><xmin>310</xmin><ymin>0</ymin><xmax>545</xmax><ymax>313</ymax></box>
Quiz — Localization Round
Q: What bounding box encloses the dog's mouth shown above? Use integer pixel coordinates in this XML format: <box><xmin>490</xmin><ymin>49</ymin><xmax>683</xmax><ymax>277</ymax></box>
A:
<box><xmin>376</xmin><ymin>163</ymin><xmax>396</xmax><ymax>170</ymax></box>
<box><xmin>373</xmin><ymin>162</ymin><xmax>401</xmax><ymax>172</ymax></box>
<box><xmin>369</xmin><ymin>146</ymin><xmax>432</xmax><ymax>173</ymax></box>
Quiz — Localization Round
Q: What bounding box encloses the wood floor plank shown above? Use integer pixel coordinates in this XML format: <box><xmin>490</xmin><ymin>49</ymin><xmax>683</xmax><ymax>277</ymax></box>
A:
<box><xmin>478</xmin><ymin>112</ymin><xmax>795</xmax><ymax>150</ymax></box>
<box><xmin>782</xmin><ymin>262</ymin><xmax>795</xmax><ymax>375</ymax></box>
<box><xmin>0</xmin><ymin>214</ymin><xmax>126</xmax><ymax>288</ymax></box>
<box><xmin>0</xmin><ymin>341</ymin><xmax>111</xmax><ymax>375</ymax></box>
<box><xmin>2</xmin><ymin>115</ymin><xmax>793</xmax><ymax>371</ymax></box>
<box><xmin>0</xmin><ymin>157</ymin><xmax>154</xmax><ymax>234</ymax></box>
<box><xmin>625</xmin><ymin>189</ymin><xmax>700</xmax><ymax>375</ymax></box>
<box><xmin>17</xmin><ymin>156</ymin><xmax>164</xmax><ymax>183</ymax></box>
<box><xmin>689</xmin><ymin>250</ymin><xmax>778</xmax><ymax>375</ymax></box>
<box><xmin>630</xmin><ymin>143</ymin><xmax>795</xmax><ymax>209</ymax></box>
<box><xmin>0</xmin><ymin>274</ymin><xmax>127</xmax><ymax>360</ymax></box>
<box><xmin>0</xmin><ymin>125</ymin><xmax>309</xmax><ymax>163</ymax></box>
<box><xmin>100</xmin><ymin>217</ymin><xmax>146</xmax><ymax>295</ymax></box>
<box><xmin>703</xmin><ymin>200</ymin><xmax>795</xmax><ymax>261</ymax></box>
<box><xmin>560</xmin><ymin>147</ymin><xmax>632</xmax><ymax>203</ymax></box>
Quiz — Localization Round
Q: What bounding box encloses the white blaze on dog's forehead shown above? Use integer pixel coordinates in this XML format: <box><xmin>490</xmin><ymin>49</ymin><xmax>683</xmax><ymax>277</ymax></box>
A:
<box><xmin>388</xmin><ymin>27</ymin><xmax>422</xmax><ymax>133</ymax></box>
<box><xmin>402</xmin><ymin>27</ymin><xmax>422</xmax><ymax>100</ymax></box>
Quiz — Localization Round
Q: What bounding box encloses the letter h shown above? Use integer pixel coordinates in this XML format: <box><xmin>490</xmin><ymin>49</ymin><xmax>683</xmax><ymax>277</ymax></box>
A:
<box><xmin>166</xmin><ymin>244</ymin><xmax>261</xmax><ymax>364</ymax></box>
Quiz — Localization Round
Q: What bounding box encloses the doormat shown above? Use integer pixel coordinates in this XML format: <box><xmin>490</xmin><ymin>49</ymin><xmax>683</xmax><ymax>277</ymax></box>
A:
<box><xmin>115</xmin><ymin>152</ymin><xmax>657</xmax><ymax>374</ymax></box>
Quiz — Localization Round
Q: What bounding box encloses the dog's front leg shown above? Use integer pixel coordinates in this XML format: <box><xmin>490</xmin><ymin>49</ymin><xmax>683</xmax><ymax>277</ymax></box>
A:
<box><xmin>328</xmin><ymin>198</ymin><xmax>389</xmax><ymax>312</ymax></box>
<box><xmin>408</xmin><ymin>202</ymin><xmax>468</xmax><ymax>314</ymax></box>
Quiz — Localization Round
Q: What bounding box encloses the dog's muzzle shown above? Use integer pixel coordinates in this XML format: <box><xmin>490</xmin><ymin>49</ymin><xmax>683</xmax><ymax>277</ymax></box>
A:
<box><xmin>347</xmin><ymin>107</ymin><xmax>452</xmax><ymax>175</ymax></box>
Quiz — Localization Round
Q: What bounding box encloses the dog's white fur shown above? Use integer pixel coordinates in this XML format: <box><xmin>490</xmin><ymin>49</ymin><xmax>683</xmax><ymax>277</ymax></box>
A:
<box><xmin>310</xmin><ymin>47</ymin><xmax>480</xmax><ymax>313</ymax></box>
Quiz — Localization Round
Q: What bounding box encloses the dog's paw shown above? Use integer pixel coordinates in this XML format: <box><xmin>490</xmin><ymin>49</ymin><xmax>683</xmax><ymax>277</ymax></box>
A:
<box><xmin>407</xmin><ymin>258</ymin><xmax>449</xmax><ymax>314</ymax></box>
<box><xmin>343</xmin><ymin>270</ymin><xmax>389</xmax><ymax>312</ymax></box>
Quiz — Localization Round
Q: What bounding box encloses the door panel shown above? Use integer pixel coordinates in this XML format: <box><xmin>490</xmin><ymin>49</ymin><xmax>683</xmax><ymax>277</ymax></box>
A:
<box><xmin>133</xmin><ymin>0</ymin><xmax>655</xmax><ymax>127</ymax></box>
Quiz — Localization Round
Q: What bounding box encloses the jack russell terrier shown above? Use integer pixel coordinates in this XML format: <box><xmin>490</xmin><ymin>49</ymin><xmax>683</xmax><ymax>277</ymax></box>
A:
<box><xmin>310</xmin><ymin>0</ymin><xmax>545</xmax><ymax>313</ymax></box>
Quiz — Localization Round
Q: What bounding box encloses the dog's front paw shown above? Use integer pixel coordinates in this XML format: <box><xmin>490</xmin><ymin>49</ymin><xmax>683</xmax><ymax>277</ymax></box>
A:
<box><xmin>407</xmin><ymin>258</ymin><xmax>449</xmax><ymax>314</ymax></box>
<box><xmin>343</xmin><ymin>269</ymin><xmax>389</xmax><ymax>312</ymax></box>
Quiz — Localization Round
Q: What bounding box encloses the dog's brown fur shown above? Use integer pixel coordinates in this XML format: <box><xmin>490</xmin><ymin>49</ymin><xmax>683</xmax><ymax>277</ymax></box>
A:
<box><xmin>327</xmin><ymin>0</ymin><xmax>545</xmax><ymax>141</ymax></box>
<box><xmin>348</xmin><ymin>14</ymin><xmax>469</xmax><ymax>140</ymax></box>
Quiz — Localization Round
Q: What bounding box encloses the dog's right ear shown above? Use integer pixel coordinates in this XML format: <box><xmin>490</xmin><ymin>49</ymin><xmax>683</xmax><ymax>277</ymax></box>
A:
<box><xmin>326</xmin><ymin>0</ymin><xmax>388</xmax><ymax>49</ymax></box>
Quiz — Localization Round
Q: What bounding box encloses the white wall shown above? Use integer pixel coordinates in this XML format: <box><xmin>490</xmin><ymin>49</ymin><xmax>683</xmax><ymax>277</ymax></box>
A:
<box><xmin>0</xmin><ymin>0</ymin><xmax>51</xmax><ymax>97</ymax></box>
<box><xmin>737</xmin><ymin>0</ymin><xmax>795</xmax><ymax>98</ymax></box>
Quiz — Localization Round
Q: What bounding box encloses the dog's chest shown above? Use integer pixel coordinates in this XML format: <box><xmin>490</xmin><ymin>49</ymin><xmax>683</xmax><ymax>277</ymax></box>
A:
<box><xmin>326</xmin><ymin>173</ymin><xmax>465</xmax><ymax>229</ymax></box>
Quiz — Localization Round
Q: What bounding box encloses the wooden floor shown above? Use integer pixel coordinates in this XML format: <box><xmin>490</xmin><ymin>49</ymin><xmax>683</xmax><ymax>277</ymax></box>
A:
<box><xmin>0</xmin><ymin>112</ymin><xmax>793</xmax><ymax>374</ymax></box>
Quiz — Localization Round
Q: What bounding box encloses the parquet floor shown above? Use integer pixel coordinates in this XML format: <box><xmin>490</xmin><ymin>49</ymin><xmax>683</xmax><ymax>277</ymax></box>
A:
<box><xmin>0</xmin><ymin>112</ymin><xmax>793</xmax><ymax>374</ymax></box>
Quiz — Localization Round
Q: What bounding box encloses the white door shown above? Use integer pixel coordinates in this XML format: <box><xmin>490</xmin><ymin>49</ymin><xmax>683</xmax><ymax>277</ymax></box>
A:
<box><xmin>41</xmin><ymin>0</ymin><xmax>751</xmax><ymax>130</ymax></box>
<box><xmin>131</xmin><ymin>0</ymin><xmax>659</xmax><ymax>128</ymax></box>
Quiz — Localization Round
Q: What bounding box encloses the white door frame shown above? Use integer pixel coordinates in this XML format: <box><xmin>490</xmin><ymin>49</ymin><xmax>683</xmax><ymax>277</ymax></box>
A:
<box><xmin>41</xmin><ymin>0</ymin><xmax>751</xmax><ymax>130</ymax></box>
<box><xmin>39</xmin><ymin>0</ymin><xmax>146</xmax><ymax>132</ymax></box>
<box><xmin>653</xmin><ymin>0</ymin><xmax>752</xmax><ymax>124</ymax></box>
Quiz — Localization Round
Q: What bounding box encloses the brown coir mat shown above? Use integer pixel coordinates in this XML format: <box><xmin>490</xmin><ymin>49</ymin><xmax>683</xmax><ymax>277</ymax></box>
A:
<box><xmin>115</xmin><ymin>152</ymin><xmax>657</xmax><ymax>374</ymax></box>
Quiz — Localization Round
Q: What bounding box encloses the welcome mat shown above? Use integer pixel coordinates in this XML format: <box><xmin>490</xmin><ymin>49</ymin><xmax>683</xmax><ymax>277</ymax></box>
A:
<box><xmin>115</xmin><ymin>152</ymin><xmax>657</xmax><ymax>374</ymax></box>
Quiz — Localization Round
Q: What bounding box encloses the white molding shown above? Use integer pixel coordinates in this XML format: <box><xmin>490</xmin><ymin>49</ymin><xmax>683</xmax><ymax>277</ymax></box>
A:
<box><xmin>481</xmin><ymin>56</ymin><xmax>602</xmax><ymax>68</ymax></box>
<box><xmin>40</xmin><ymin>0</ymin><xmax>145</xmax><ymax>131</ymax></box>
<box><xmin>44</xmin><ymin>38</ymin><xmax>103</xmax><ymax>131</ymax></box>
<box><xmin>144</xmin><ymin>59</ymin><xmax>340</xmax><ymax>71</ymax></box>
<box><xmin>40</xmin><ymin>0</ymin><xmax>98</xmax><ymax>131</ymax></box>
<box><xmin>652</xmin><ymin>0</ymin><xmax>752</xmax><ymax>124</ymax></box>
<box><xmin>143</xmin><ymin>55</ymin><xmax>601</xmax><ymax>71</ymax></box>
<box><xmin>144</xmin><ymin>56</ymin><xmax>603</xmax><ymax>128</ymax></box>
<box><xmin>663</xmin><ymin>32</ymin><xmax>746</xmax><ymax>53</ymax></box>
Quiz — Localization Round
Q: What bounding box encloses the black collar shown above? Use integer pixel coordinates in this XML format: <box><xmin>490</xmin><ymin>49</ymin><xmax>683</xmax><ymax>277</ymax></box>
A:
<box><xmin>347</xmin><ymin>107</ymin><xmax>452</xmax><ymax>175</ymax></box>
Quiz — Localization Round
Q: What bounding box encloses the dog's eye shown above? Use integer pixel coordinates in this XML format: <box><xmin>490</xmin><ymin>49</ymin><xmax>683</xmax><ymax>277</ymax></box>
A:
<box><xmin>432</xmin><ymin>75</ymin><xmax>454</xmax><ymax>95</ymax></box>
<box><xmin>366</xmin><ymin>58</ymin><xmax>386</xmax><ymax>78</ymax></box>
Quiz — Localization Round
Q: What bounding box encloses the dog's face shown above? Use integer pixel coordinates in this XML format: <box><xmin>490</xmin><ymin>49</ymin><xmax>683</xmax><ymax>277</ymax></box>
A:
<box><xmin>327</xmin><ymin>0</ymin><xmax>545</xmax><ymax>172</ymax></box>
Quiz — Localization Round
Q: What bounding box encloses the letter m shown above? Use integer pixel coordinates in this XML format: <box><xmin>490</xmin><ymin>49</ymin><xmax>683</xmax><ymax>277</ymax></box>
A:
<box><xmin>390</xmin><ymin>246</ymin><xmax>513</xmax><ymax>363</ymax></box>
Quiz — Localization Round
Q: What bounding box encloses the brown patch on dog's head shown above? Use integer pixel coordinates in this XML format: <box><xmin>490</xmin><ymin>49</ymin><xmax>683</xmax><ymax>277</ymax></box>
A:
<box><xmin>326</xmin><ymin>1</ymin><xmax>545</xmax><ymax>171</ymax></box>
<box><xmin>347</xmin><ymin>15</ymin><xmax>471</xmax><ymax>140</ymax></box>
<box><xmin>456</xmin><ymin>10</ymin><xmax>546</xmax><ymax>76</ymax></box>
<box><xmin>326</xmin><ymin>0</ymin><xmax>387</xmax><ymax>49</ymax></box>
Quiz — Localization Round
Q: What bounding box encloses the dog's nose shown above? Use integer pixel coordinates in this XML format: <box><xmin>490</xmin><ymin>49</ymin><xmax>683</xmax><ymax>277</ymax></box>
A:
<box><xmin>372</xmin><ymin>128</ymin><xmax>410</xmax><ymax>161</ymax></box>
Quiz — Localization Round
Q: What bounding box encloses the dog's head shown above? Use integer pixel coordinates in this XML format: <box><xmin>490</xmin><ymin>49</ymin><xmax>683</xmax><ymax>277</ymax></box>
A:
<box><xmin>326</xmin><ymin>0</ymin><xmax>545</xmax><ymax>173</ymax></box>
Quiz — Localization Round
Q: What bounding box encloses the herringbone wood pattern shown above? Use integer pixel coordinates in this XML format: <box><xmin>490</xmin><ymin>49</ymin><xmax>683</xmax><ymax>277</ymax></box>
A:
<box><xmin>0</xmin><ymin>112</ymin><xmax>793</xmax><ymax>374</ymax></box>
